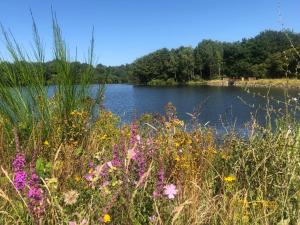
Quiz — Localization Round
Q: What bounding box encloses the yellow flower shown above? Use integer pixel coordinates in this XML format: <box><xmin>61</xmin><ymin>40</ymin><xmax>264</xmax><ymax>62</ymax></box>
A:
<box><xmin>44</xmin><ymin>140</ymin><xmax>49</xmax><ymax>146</ymax></box>
<box><xmin>224</xmin><ymin>176</ymin><xmax>236</xmax><ymax>182</ymax></box>
<box><xmin>75</xmin><ymin>175</ymin><xmax>81</xmax><ymax>182</ymax></box>
<box><xmin>100</xmin><ymin>134</ymin><xmax>108</xmax><ymax>140</ymax></box>
<box><xmin>103</xmin><ymin>214</ymin><xmax>111</xmax><ymax>223</ymax></box>
<box><xmin>175</xmin><ymin>142</ymin><xmax>180</xmax><ymax>147</ymax></box>
<box><xmin>175</xmin><ymin>155</ymin><xmax>180</xmax><ymax>161</ymax></box>
<box><xmin>186</xmin><ymin>139</ymin><xmax>192</xmax><ymax>145</ymax></box>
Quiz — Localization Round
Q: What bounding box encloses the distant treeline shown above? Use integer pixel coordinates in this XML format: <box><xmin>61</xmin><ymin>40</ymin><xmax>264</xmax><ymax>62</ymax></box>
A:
<box><xmin>0</xmin><ymin>61</ymin><xmax>131</xmax><ymax>85</ymax></box>
<box><xmin>0</xmin><ymin>30</ymin><xmax>299</xmax><ymax>85</ymax></box>
<box><xmin>132</xmin><ymin>30</ymin><xmax>300</xmax><ymax>85</ymax></box>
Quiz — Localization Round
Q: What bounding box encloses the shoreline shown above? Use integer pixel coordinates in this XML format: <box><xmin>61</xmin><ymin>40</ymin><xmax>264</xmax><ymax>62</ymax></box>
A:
<box><xmin>205</xmin><ymin>79</ymin><xmax>300</xmax><ymax>89</ymax></box>
<box><xmin>141</xmin><ymin>79</ymin><xmax>300</xmax><ymax>89</ymax></box>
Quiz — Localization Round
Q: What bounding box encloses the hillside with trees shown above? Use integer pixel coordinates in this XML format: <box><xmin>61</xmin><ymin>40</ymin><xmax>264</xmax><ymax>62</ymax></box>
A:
<box><xmin>131</xmin><ymin>30</ymin><xmax>300</xmax><ymax>85</ymax></box>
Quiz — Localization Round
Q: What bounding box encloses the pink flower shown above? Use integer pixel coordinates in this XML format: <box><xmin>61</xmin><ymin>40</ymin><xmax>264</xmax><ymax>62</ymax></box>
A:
<box><xmin>80</xmin><ymin>219</ymin><xmax>88</xmax><ymax>225</ymax></box>
<box><xmin>127</xmin><ymin>147</ymin><xmax>137</xmax><ymax>160</ymax></box>
<box><xmin>163</xmin><ymin>184</ymin><xmax>178</xmax><ymax>199</ymax></box>
<box><xmin>69</xmin><ymin>222</ymin><xmax>77</xmax><ymax>225</ymax></box>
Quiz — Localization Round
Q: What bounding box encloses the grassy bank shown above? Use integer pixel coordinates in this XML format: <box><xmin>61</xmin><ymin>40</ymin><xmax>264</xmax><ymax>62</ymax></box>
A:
<box><xmin>141</xmin><ymin>79</ymin><xmax>300</xmax><ymax>89</ymax></box>
<box><xmin>207</xmin><ymin>79</ymin><xmax>300</xmax><ymax>89</ymax></box>
<box><xmin>1</xmin><ymin>104</ymin><xmax>300</xmax><ymax>224</ymax></box>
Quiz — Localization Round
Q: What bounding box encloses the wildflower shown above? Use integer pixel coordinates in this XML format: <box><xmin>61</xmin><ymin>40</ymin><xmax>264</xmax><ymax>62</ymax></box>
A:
<box><xmin>111</xmin><ymin>148</ymin><xmax>121</xmax><ymax>167</ymax></box>
<box><xmin>64</xmin><ymin>190</ymin><xmax>79</xmax><ymax>205</ymax></box>
<box><xmin>80</xmin><ymin>219</ymin><xmax>88</xmax><ymax>225</ymax></box>
<box><xmin>88</xmin><ymin>162</ymin><xmax>94</xmax><ymax>168</ymax></box>
<box><xmin>163</xmin><ymin>184</ymin><xmax>178</xmax><ymax>199</ymax></box>
<box><xmin>153</xmin><ymin>166</ymin><xmax>165</xmax><ymax>198</ymax></box>
<box><xmin>149</xmin><ymin>215</ymin><xmax>156</xmax><ymax>223</ymax></box>
<box><xmin>44</xmin><ymin>140</ymin><xmax>49</xmax><ymax>146</ymax></box>
<box><xmin>100</xmin><ymin>134</ymin><xmax>107</xmax><ymax>140</ymax></box>
<box><xmin>135</xmin><ymin>151</ymin><xmax>145</xmax><ymax>183</ymax></box>
<box><xmin>224</xmin><ymin>176</ymin><xmax>236</xmax><ymax>182</ymax></box>
<box><xmin>74</xmin><ymin>175</ymin><xmax>81</xmax><ymax>182</ymax></box>
<box><xmin>103</xmin><ymin>214</ymin><xmax>111</xmax><ymax>223</ymax></box>
<box><xmin>14</xmin><ymin>171</ymin><xmax>27</xmax><ymax>190</ymax></box>
<box><xmin>107</xmin><ymin>161</ymin><xmax>117</xmax><ymax>171</ymax></box>
<box><xmin>129</xmin><ymin>124</ymin><xmax>138</xmax><ymax>145</ymax></box>
<box><xmin>13</xmin><ymin>153</ymin><xmax>26</xmax><ymax>172</ymax></box>
<box><xmin>69</xmin><ymin>221</ymin><xmax>77</xmax><ymax>225</ymax></box>
<box><xmin>28</xmin><ymin>173</ymin><xmax>40</xmax><ymax>186</ymax></box>
<box><xmin>136</xmin><ymin>134</ymin><xmax>141</xmax><ymax>144</ymax></box>
<box><xmin>27</xmin><ymin>172</ymin><xmax>46</xmax><ymax>219</ymax></box>
<box><xmin>127</xmin><ymin>147</ymin><xmax>137</xmax><ymax>160</ymax></box>
<box><xmin>84</xmin><ymin>173</ymin><xmax>93</xmax><ymax>182</ymax></box>
<box><xmin>28</xmin><ymin>186</ymin><xmax>42</xmax><ymax>201</ymax></box>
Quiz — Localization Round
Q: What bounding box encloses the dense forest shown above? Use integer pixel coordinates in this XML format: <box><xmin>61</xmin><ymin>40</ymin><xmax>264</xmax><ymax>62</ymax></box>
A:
<box><xmin>0</xmin><ymin>30</ymin><xmax>299</xmax><ymax>85</ymax></box>
<box><xmin>132</xmin><ymin>30</ymin><xmax>300</xmax><ymax>85</ymax></box>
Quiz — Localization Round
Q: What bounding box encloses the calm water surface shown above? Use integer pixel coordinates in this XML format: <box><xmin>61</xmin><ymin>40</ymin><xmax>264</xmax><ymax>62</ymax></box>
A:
<box><xmin>89</xmin><ymin>84</ymin><xmax>299</xmax><ymax>130</ymax></box>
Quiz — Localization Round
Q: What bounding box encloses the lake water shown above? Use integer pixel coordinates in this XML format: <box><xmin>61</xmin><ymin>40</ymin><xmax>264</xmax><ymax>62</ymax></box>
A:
<box><xmin>89</xmin><ymin>84</ymin><xmax>299</xmax><ymax>131</ymax></box>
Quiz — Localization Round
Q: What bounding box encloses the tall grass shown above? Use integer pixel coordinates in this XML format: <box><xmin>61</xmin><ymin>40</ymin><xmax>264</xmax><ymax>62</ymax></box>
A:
<box><xmin>0</xmin><ymin>13</ymin><xmax>103</xmax><ymax>155</ymax></box>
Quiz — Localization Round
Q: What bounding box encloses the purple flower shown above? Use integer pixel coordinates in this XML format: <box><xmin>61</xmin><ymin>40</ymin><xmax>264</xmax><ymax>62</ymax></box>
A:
<box><xmin>163</xmin><ymin>184</ymin><xmax>178</xmax><ymax>199</ymax></box>
<box><xmin>28</xmin><ymin>173</ymin><xmax>40</xmax><ymax>186</ymax></box>
<box><xmin>130</xmin><ymin>124</ymin><xmax>138</xmax><ymax>146</ymax></box>
<box><xmin>27</xmin><ymin>172</ymin><xmax>46</xmax><ymax>219</ymax></box>
<box><xmin>14</xmin><ymin>171</ymin><xmax>27</xmax><ymax>190</ymax></box>
<box><xmin>112</xmin><ymin>145</ymin><xmax>121</xmax><ymax>167</ymax></box>
<box><xmin>84</xmin><ymin>173</ymin><xmax>93</xmax><ymax>182</ymax></box>
<box><xmin>13</xmin><ymin>153</ymin><xmax>26</xmax><ymax>172</ymax></box>
<box><xmin>28</xmin><ymin>186</ymin><xmax>42</xmax><ymax>201</ymax></box>
<box><xmin>88</xmin><ymin>162</ymin><xmax>94</xmax><ymax>168</ymax></box>
<box><xmin>153</xmin><ymin>166</ymin><xmax>165</xmax><ymax>198</ymax></box>
<box><xmin>136</xmin><ymin>152</ymin><xmax>145</xmax><ymax>183</ymax></box>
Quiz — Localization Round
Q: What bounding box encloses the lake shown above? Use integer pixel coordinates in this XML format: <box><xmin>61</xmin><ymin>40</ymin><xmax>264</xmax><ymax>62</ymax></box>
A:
<box><xmin>89</xmin><ymin>84</ymin><xmax>299</xmax><ymax>131</ymax></box>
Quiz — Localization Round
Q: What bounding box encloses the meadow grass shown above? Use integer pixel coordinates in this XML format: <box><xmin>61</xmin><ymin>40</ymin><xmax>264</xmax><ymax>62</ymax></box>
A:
<box><xmin>0</xmin><ymin>17</ymin><xmax>300</xmax><ymax>225</ymax></box>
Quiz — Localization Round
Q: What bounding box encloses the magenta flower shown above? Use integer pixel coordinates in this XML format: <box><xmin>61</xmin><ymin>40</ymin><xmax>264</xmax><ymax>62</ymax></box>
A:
<box><xmin>28</xmin><ymin>186</ymin><xmax>42</xmax><ymax>201</ymax></box>
<box><xmin>14</xmin><ymin>171</ymin><xmax>27</xmax><ymax>190</ymax></box>
<box><xmin>13</xmin><ymin>153</ymin><xmax>26</xmax><ymax>172</ymax></box>
<box><xmin>28</xmin><ymin>172</ymin><xmax>45</xmax><ymax>219</ymax></box>
<box><xmin>163</xmin><ymin>184</ymin><xmax>178</xmax><ymax>199</ymax></box>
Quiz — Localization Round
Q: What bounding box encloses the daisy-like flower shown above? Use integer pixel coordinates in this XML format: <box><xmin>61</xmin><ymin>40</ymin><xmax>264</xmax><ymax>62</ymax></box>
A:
<box><xmin>64</xmin><ymin>190</ymin><xmax>79</xmax><ymax>205</ymax></box>
<box><xmin>163</xmin><ymin>184</ymin><xmax>178</xmax><ymax>199</ymax></box>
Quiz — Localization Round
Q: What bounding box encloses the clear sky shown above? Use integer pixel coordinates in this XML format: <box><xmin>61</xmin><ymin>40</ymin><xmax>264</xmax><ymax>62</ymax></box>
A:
<box><xmin>0</xmin><ymin>0</ymin><xmax>299</xmax><ymax>66</ymax></box>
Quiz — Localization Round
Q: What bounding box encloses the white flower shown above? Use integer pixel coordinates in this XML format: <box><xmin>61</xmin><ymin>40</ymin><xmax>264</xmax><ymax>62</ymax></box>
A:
<box><xmin>64</xmin><ymin>190</ymin><xmax>79</xmax><ymax>205</ymax></box>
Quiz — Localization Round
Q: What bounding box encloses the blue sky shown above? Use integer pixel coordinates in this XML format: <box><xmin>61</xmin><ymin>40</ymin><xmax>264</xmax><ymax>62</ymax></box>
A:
<box><xmin>0</xmin><ymin>0</ymin><xmax>299</xmax><ymax>66</ymax></box>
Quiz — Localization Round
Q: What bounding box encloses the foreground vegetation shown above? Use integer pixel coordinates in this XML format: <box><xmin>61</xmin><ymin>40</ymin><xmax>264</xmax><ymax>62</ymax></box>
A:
<box><xmin>2</xmin><ymin>102</ymin><xmax>300</xmax><ymax>225</ymax></box>
<box><xmin>1</xmin><ymin>14</ymin><xmax>300</xmax><ymax>225</ymax></box>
